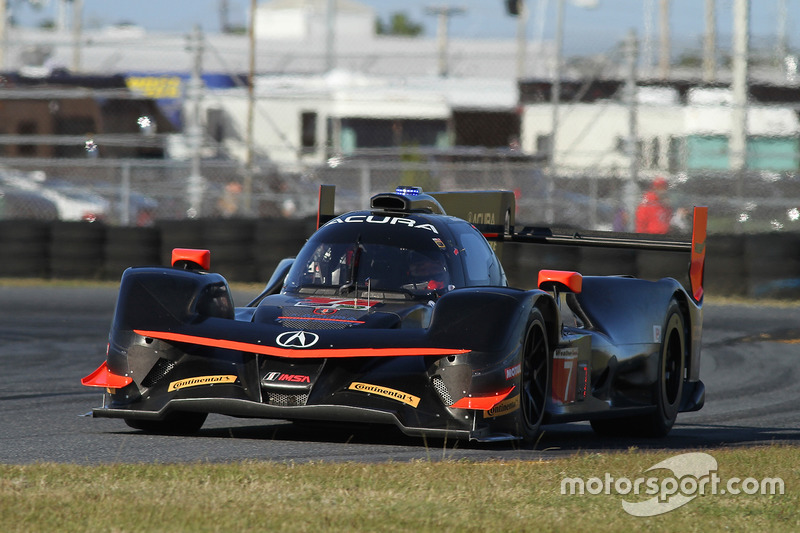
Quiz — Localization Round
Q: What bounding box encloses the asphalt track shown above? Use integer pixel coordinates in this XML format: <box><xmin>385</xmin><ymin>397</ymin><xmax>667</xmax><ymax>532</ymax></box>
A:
<box><xmin>1</xmin><ymin>283</ymin><xmax>799</xmax><ymax>465</ymax></box>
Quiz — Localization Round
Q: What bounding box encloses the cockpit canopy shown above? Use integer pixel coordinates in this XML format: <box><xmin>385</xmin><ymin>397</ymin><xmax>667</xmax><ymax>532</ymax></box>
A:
<box><xmin>282</xmin><ymin>211</ymin><xmax>506</xmax><ymax>298</ymax></box>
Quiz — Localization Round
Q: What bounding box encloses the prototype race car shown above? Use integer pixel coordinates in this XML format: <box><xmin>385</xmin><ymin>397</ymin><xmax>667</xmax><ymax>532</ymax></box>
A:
<box><xmin>82</xmin><ymin>186</ymin><xmax>707</xmax><ymax>442</ymax></box>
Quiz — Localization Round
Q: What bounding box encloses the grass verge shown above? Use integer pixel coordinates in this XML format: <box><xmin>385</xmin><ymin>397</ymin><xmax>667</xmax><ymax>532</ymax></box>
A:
<box><xmin>0</xmin><ymin>445</ymin><xmax>796</xmax><ymax>532</ymax></box>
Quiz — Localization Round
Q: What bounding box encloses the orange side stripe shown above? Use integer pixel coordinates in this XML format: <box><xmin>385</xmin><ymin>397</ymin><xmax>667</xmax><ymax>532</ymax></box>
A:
<box><xmin>133</xmin><ymin>329</ymin><xmax>470</xmax><ymax>358</ymax></box>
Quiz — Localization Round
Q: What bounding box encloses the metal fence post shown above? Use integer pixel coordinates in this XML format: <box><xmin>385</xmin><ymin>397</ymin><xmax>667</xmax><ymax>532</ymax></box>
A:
<box><xmin>121</xmin><ymin>161</ymin><xmax>131</xmax><ymax>226</ymax></box>
<box><xmin>186</xmin><ymin>25</ymin><xmax>205</xmax><ymax>218</ymax></box>
<box><xmin>360</xmin><ymin>161</ymin><xmax>371</xmax><ymax>209</ymax></box>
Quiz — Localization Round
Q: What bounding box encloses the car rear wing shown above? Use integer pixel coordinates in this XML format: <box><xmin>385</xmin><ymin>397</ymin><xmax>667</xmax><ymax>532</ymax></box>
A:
<box><xmin>315</xmin><ymin>184</ymin><xmax>707</xmax><ymax>302</ymax></box>
<box><xmin>510</xmin><ymin>206</ymin><xmax>708</xmax><ymax>302</ymax></box>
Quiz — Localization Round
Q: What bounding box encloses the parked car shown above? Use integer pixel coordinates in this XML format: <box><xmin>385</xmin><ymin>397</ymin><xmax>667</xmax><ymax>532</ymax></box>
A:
<box><xmin>90</xmin><ymin>182</ymin><xmax>158</xmax><ymax>226</ymax></box>
<box><xmin>0</xmin><ymin>171</ymin><xmax>108</xmax><ymax>221</ymax></box>
<box><xmin>0</xmin><ymin>188</ymin><xmax>59</xmax><ymax>220</ymax></box>
<box><xmin>39</xmin><ymin>179</ymin><xmax>109</xmax><ymax>222</ymax></box>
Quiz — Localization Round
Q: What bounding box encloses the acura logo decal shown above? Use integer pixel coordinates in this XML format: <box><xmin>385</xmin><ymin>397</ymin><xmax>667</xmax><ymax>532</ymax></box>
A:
<box><xmin>276</xmin><ymin>331</ymin><xmax>319</xmax><ymax>348</ymax></box>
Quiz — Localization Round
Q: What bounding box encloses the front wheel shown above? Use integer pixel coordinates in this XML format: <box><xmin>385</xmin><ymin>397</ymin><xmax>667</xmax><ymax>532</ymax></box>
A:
<box><xmin>516</xmin><ymin>309</ymin><xmax>550</xmax><ymax>442</ymax></box>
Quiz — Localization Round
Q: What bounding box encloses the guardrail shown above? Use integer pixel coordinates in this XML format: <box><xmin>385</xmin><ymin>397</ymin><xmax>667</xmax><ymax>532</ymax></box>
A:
<box><xmin>1</xmin><ymin>219</ymin><xmax>798</xmax><ymax>299</ymax></box>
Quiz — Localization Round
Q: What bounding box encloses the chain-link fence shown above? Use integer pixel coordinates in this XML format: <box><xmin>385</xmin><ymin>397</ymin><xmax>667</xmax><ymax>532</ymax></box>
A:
<box><xmin>0</xmin><ymin>156</ymin><xmax>318</xmax><ymax>224</ymax></box>
<box><xmin>2</xmin><ymin>152</ymin><xmax>800</xmax><ymax>234</ymax></box>
<box><xmin>1</xmin><ymin>22</ymin><xmax>799</xmax><ymax>235</ymax></box>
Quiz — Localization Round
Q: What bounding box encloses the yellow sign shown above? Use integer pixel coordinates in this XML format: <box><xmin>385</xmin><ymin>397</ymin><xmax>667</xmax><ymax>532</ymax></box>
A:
<box><xmin>126</xmin><ymin>76</ymin><xmax>182</xmax><ymax>99</ymax></box>
<box><xmin>484</xmin><ymin>394</ymin><xmax>520</xmax><ymax>418</ymax></box>
<box><xmin>168</xmin><ymin>375</ymin><xmax>237</xmax><ymax>392</ymax></box>
<box><xmin>348</xmin><ymin>382</ymin><xmax>420</xmax><ymax>408</ymax></box>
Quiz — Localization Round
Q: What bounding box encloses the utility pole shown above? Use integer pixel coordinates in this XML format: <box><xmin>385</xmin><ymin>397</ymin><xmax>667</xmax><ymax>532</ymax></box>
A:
<box><xmin>0</xmin><ymin>1</ymin><xmax>6</xmax><ymax>71</ymax></box>
<box><xmin>57</xmin><ymin>0</ymin><xmax>68</xmax><ymax>31</ymax></box>
<box><xmin>504</xmin><ymin>0</ymin><xmax>530</xmax><ymax>80</ymax></box>
<box><xmin>532</xmin><ymin>0</ymin><xmax>548</xmax><ymax>56</ymax></box>
<box><xmin>702</xmin><ymin>0</ymin><xmax>716</xmax><ymax>82</ymax></box>
<box><xmin>545</xmin><ymin>0</ymin><xmax>565</xmax><ymax>225</ymax></box>
<box><xmin>658</xmin><ymin>0</ymin><xmax>670</xmax><ymax>79</ymax></box>
<box><xmin>425</xmin><ymin>5</ymin><xmax>465</xmax><ymax>77</ymax></box>
<box><xmin>777</xmin><ymin>0</ymin><xmax>787</xmax><ymax>64</ymax></box>
<box><xmin>515</xmin><ymin>1</ymin><xmax>529</xmax><ymax>79</ymax></box>
<box><xmin>325</xmin><ymin>0</ymin><xmax>336</xmax><ymax>72</ymax></box>
<box><xmin>730</xmin><ymin>0</ymin><xmax>749</xmax><ymax>185</ymax></box>
<box><xmin>549</xmin><ymin>0</ymin><xmax>564</xmax><ymax>171</ymax></box>
<box><xmin>219</xmin><ymin>0</ymin><xmax>230</xmax><ymax>33</ymax></box>
<box><xmin>244</xmin><ymin>0</ymin><xmax>256</xmax><ymax>215</ymax></box>
<box><xmin>624</xmin><ymin>30</ymin><xmax>640</xmax><ymax>232</ymax></box>
<box><xmin>642</xmin><ymin>0</ymin><xmax>655</xmax><ymax>76</ymax></box>
<box><xmin>71</xmin><ymin>0</ymin><xmax>83</xmax><ymax>72</ymax></box>
<box><xmin>185</xmin><ymin>25</ymin><xmax>205</xmax><ymax>218</ymax></box>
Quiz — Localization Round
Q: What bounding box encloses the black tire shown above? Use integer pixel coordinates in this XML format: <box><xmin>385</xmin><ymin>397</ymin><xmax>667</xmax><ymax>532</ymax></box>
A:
<box><xmin>517</xmin><ymin>309</ymin><xmax>550</xmax><ymax>442</ymax></box>
<box><xmin>124</xmin><ymin>412</ymin><xmax>208</xmax><ymax>435</ymax></box>
<box><xmin>650</xmin><ymin>301</ymin><xmax>686</xmax><ymax>435</ymax></box>
<box><xmin>591</xmin><ymin>299</ymin><xmax>686</xmax><ymax>438</ymax></box>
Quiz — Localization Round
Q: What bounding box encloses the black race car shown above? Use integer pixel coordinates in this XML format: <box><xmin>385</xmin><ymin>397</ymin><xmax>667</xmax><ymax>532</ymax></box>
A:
<box><xmin>82</xmin><ymin>186</ymin><xmax>707</xmax><ymax>442</ymax></box>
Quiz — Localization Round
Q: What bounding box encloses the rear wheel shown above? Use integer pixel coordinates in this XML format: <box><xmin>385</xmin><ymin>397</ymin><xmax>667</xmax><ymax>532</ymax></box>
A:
<box><xmin>517</xmin><ymin>309</ymin><xmax>550</xmax><ymax>442</ymax></box>
<box><xmin>125</xmin><ymin>412</ymin><xmax>208</xmax><ymax>435</ymax></box>
<box><xmin>649</xmin><ymin>301</ymin><xmax>686</xmax><ymax>435</ymax></box>
<box><xmin>591</xmin><ymin>299</ymin><xmax>686</xmax><ymax>437</ymax></box>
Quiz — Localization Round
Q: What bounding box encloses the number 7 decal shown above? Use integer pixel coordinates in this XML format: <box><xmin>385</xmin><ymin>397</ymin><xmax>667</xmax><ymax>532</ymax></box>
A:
<box><xmin>552</xmin><ymin>348</ymin><xmax>579</xmax><ymax>404</ymax></box>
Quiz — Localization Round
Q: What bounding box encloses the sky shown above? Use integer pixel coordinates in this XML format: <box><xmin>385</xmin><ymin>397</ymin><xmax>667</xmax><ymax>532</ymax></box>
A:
<box><xmin>10</xmin><ymin>0</ymin><xmax>799</xmax><ymax>57</ymax></box>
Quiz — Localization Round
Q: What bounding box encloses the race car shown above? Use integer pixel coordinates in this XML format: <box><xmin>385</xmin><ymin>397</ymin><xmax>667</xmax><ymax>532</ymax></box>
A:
<box><xmin>82</xmin><ymin>185</ymin><xmax>707</xmax><ymax>442</ymax></box>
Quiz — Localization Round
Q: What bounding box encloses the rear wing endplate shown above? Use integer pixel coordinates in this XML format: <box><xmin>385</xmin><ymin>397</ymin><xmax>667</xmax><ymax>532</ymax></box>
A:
<box><xmin>316</xmin><ymin>184</ymin><xmax>337</xmax><ymax>229</ymax></box>
<box><xmin>511</xmin><ymin>206</ymin><xmax>708</xmax><ymax>302</ymax></box>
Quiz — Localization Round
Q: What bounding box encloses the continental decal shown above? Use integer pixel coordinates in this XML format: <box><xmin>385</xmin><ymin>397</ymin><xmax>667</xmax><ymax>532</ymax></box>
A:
<box><xmin>168</xmin><ymin>375</ymin><xmax>237</xmax><ymax>392</ymax></box>
<box><xmin>348</xmin><ymin>382</ymin><xmax>420</xmax><ymax>408</ymax></box>
<box><xmin>483</xmin><ymin>394</ymin><xmax>520</xmax><ymax>418</ymax></box>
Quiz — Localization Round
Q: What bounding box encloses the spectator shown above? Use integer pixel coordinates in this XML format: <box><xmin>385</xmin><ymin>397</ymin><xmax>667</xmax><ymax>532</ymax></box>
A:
<box><xmin>670</xmin><ymin>207</ymin><xmax>690</xmax><ymax>232</ymax></box>
<box><xmin>217</xmin><ymin>182</ymin><xmax>241</xmax><ymax>217</ymax></box>
<box><xmin>613</xmin><ymin>207</ymin><xmax>629</xmax><ymax>232</ymax></box>
<box><xmin>635</xmin><ymin>177</ymin><xmax>671</xmax><ymax>234</ymax></box>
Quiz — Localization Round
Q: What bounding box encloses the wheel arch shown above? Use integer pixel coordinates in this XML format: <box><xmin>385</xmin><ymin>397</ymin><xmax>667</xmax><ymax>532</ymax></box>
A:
<box><xmin>112</xmin><ymin>266</ymin><xmax>234</xmax><ymax>333</ymax></box>
<box><xmin>669</xmin><ymin>287</ymin><xmax>701</xmax><ymax>382</ymax></box>
<box><xmin>428</xmin><ymin>287</ymin><xmax>559</xmax><ymax>354</ymax></box>
<box><xmin>531</xmin><ymin>291</ymin><xmax>560</xmax><ymax>350</ymax></box>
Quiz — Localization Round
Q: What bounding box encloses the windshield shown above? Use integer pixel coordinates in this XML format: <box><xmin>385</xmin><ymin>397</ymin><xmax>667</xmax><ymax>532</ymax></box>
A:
<box><xmin>283</xmin><ymin>214</ymin><xmax>457</xmax><ymax>297</ymax></box>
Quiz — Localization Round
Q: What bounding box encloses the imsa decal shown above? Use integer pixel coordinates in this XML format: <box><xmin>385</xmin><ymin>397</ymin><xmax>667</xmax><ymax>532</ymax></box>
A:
<box><xmin>263</xmin><ymin>372</ymin><xmax>311</xmax><ymax>383</ymax></box>
<box><xmin>348</xmin><ymin>382</ymin><xmax>421</xmax><ymax>408</ymax></box>
<box><xmin>168</xmin><ymin>375</ymin><xmax>237</xmax><ymax>392</ymax></box>
<box><xmin>483</xmin><ymin>394</ymin><xmax>520</xmax><ymax>418</ymax></box>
